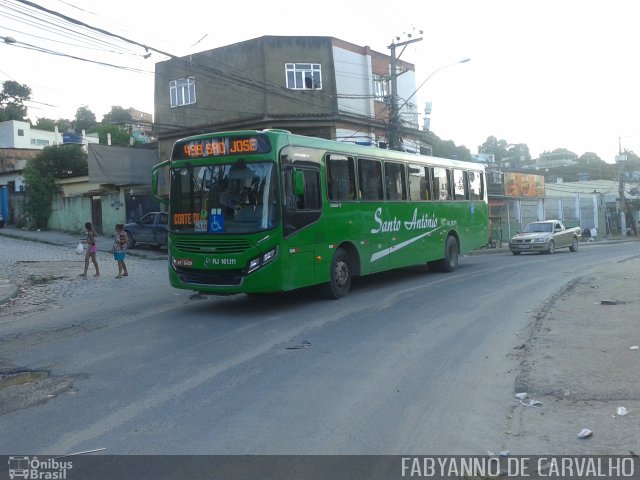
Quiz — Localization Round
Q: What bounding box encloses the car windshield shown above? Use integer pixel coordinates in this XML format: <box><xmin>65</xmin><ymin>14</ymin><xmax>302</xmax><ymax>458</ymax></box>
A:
<box><xmin>170</xmin><ymin>162</ymin><xmax>280</xmax><ymax>234</ymax></box>
<box><xmin>524</xmin><ymin>223</ymin><xmax>552</xmax><ymax>233</ymax></box>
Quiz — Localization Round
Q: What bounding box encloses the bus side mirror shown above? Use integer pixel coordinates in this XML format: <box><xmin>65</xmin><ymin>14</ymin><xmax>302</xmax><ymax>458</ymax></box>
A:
<box><xmin>293</xmin><ymin>170</ymin><xmax>305</xmax><ymax>196</ymax></box>
<box><xmin>151</xmin><ymin>161</ymin><xmax>170</xmax><ymax>205</ymax></box>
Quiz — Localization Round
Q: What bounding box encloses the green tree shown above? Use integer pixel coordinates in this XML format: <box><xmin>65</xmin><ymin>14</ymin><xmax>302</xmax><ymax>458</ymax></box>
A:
<box><xmin>0</xmin><ymin>80</ymin><xmax>32</xmax><ymax>121</ymax></box>
<box><xmin>507</xmin><ymin>143</ymin><xmax>532</xmax><ymax>166</ymax></box>
<box><xmin>427</xmin><ymin>131</ymin><xmax>471</xmax><ymax>161</ymax></box>
<box><xmin>478</xmin><ymin>136</ymin><xmax>509</xmax><ymax>164</ymax></box>
<box><xmin>89</xmin><ymin>123</ymin><xmax>133</xmax><ymax>146</ymax></box>
<box><xmin>22</xmin><ymin>163</ymin><xmax>57</xmax><ymax>229</ymax></box>
<box><xmin>34</xmin><ymin>117</ymin><xmax>57</xmax><ymax>132</ymax></box>
<box><xmin>577</xmin><ymin>152</ymin><xmax>614</xmax><ymax>180</ymax></box>
<box><xmin>621</xmin><ymin>149</ymin><xmax>640</xmax><ymax>171</ymax></box>
<box><xmin>35</xmin><ymin>117</ymin><xmax>73</xmax><ymax>133</ymax></box>
<box><xmin>56</xmin><ymin>118</ymin><xmax>73</xmax><ymax>132</ymax></box>
<box><xmin>73</xmin><ymin>106</ymin><xmax>97</xmax><ymax>133</ymax></box>
<box><xmin>102</xmin><ymin>106</ymin><xmax>132</xmax><ymax>125</ymax></box>
<box><xmin>21</xmin><ymin>145</ymin><xmax>88</xmax><ymax>228</ymax></box>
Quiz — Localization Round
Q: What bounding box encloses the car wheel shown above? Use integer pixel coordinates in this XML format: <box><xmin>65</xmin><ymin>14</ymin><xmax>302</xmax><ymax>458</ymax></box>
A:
<box><xmin>511</xmin><ymin>251</ymin><xmax>521</xmax><ymax>255</ymax></box>
<box><xmin>569</xmin><ymin>237</ymin><xmax>579</xmax><ymax>252</ymax></box>
<box><xmin>126</xmin><ymin>232</ymin><xmax>135</xmax><ymax>249</ymax></box>
<box><xmin>547</xmin><ymin>240</ymin><xmax>555</xmax><ymax>254</ymax></box>
<box><xmin>323</xmin><ymin>248</ymin><xmax>351</xmax><ymax>299</ymax></box>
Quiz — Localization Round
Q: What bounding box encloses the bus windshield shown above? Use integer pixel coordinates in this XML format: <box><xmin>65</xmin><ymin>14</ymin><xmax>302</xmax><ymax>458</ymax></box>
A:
<box><xmin>170</xmin><ymin>162</ymin><xmax>280</xmax><ymax>234</ymax></box>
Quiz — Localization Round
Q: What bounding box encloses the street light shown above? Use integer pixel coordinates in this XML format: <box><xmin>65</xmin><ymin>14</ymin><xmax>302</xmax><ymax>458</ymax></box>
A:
<box><xmin>388</xmin><ymin>57</ymin><xmax>470</xmax><ymax>150</ymax></box>
<box><xmin>398</xmin><ymin>57</ymin><xmax>471</xmax><ymax>112</ymax></box>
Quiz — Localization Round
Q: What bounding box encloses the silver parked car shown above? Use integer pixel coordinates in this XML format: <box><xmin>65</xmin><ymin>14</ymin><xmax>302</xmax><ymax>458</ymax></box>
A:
<box><xmin>509</xmin><ymin>220</ymin><xmax>581</xmax><ymax>255</ymax></box>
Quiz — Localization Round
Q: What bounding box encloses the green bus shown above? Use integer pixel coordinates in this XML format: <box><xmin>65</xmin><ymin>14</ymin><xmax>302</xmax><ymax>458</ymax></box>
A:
<box><xmin>152</xmin><ymin>129</ymin><xmax>488</xmax><ymax>298</ymax></box>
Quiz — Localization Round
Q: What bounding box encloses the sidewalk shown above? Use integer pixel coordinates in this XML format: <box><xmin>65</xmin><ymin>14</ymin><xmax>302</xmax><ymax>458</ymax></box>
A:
<box><xmin>0</xmin><ymin>226</ymin><xmax>166</xmax><ymax>305</ymax></box>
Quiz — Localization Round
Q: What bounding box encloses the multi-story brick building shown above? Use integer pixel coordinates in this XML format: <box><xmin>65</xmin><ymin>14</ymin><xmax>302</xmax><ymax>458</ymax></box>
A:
<box><xmin>154</xmin><ymin>36</ymin><xmax>427</xmax><ymax>161</ymax></box>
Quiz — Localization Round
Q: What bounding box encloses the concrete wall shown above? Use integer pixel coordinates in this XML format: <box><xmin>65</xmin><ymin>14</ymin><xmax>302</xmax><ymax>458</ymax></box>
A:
<box><xmin>333</xmin><ymin>45</ymin><xmax>373</xmax><ymax>118</ymax></box>
<box><xmin>101</xmin><ymin>191</ymin><xmax>126</xmax><ymax>233</ymax></box>
<box><xmin>48</xmin><ymin>191</ymin><xmax>126</xmax><ymax>233</ymax></box>
<box><xmin>49</xmin><ymin>194</ymin><xmax>91</xmax><ymax>233</ymax></box>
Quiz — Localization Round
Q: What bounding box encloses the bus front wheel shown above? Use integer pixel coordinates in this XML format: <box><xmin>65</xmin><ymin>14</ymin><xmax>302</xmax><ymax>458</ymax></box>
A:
<box><xmin>324</xmin><ymin>248</ymin><xmax>352</xmax><ymax>299</ymax></box>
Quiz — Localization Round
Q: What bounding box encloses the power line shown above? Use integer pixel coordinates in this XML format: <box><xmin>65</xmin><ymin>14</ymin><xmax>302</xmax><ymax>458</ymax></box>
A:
<box><xmin>2</xmin><ymin>39</ymin><xmax>152</xmax><ymax>73</ymax></box>
<box><xmin>13</xmin><ymin>0</ymin><xmax>178</xmax><ymax>58</ymax></box>
<box><xmin>2</xmin><ymin>1</ymin><xmax>420</xmax><ymax>138</ymax></box>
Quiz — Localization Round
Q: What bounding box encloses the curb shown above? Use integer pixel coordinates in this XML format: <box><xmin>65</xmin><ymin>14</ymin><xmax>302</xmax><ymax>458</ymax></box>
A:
<box><xmin>0</xmin><ymin>229</ymin><xmax>166</xmax><ymax>260</ymax></box>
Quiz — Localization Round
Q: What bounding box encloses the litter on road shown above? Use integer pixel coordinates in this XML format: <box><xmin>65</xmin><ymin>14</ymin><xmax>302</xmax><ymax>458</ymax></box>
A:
<box><xmin>577</xmin><ymin>428</ymin><xmax>592</xmax><ymax>439</ymax></box>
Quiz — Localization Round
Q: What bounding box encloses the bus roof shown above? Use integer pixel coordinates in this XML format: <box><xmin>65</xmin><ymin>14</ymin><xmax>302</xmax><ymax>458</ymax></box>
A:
<box><xmin>173</xmin><ymin>129</ymin><xmax>485</xmax><ymax>172</ymax></box>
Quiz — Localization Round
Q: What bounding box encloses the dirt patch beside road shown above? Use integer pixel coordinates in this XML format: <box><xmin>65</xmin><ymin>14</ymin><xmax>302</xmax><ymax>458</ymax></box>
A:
<box><xmin>504</xmin><ymin>256</ymin><xmax>640</xmax><ymax>454</ymax></box>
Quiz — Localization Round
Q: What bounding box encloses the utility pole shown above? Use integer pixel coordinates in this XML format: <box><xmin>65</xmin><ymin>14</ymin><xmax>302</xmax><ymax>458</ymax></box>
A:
<box><xmin>388</xmin><ymin>36</ymin><xmax>422</xmax><ymax>151</ymax></box>
<box><xmin>616</xmin><ymin>136</ymin><xmax>627</xmax><ymax>235</ymax></box>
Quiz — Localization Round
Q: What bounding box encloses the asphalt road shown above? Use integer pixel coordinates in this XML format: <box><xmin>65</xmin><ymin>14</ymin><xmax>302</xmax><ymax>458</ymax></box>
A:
<box><xmin>0</xmin><ymin>237</ymin><xmax>637</xmax><ymax>455</ymax></box>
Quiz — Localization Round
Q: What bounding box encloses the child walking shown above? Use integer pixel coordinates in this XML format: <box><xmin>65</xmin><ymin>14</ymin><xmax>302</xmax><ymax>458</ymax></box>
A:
<box><xmin>113</xmin><ymin>223</ymin><xmax>129</xmax><ymax>278</ymax></box>
<box><xmin>79</xmin><ymin>221</ymin><xmax>100</xmax><ymax>277</ymax></box>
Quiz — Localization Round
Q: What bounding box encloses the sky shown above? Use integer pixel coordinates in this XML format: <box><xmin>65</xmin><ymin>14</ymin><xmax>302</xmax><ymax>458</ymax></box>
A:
<box><xmin>1</xmin><ymin>0</ymin><xmax>639</xmax><ymax>162</ymax></box>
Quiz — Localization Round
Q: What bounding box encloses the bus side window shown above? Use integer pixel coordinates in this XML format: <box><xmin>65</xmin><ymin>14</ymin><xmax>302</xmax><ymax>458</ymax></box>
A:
<box><xmin>468</xmin><ymin>171</ymin><xmax>482</xmax><ymax>200</ymax></box>
<box><xmin>408</xmin><ymin>164</ymin><xmax>430</xmax><ymax>201</ymax></box>
<box><xmin>303</xmin><ymin>169</ymin><xmax>321</xmax><ymax>209</ymax></box>
<box><xmin>284</xmin><ymin>169</ymin><xmax>319</xmax><ymax>210</ymax></box>
<box><xmin>326</xmin><ymin>154</ymin><xmax>356</xmax><ymax>201</ymax></box>
<box><xmin>432</xmin><ymin>167</ymin><xmax>450</xmax><ymax>200</ymax></box>
<box><xmin>358</xmin><ymin>158</ymin><xmax>383</xmax><ymax>201</ymax></box>
<box><xmin>384</xmin><ymin>162</ymin><xmax>407</xmax><ymax>201</ymax></box>
<box><xmin>453</xmin><ymin>169</ymin><xmax>468</xmax><ymax>200</ymax></box>
<box><xmin>283</xmin><ymin>167</ymin><xmax>322</xmax><ymax>237</ymax></box>
<box><xmin>424</xmin><ymin>167</ymin><xmax>432</xmax><ymax>200</ymax></box>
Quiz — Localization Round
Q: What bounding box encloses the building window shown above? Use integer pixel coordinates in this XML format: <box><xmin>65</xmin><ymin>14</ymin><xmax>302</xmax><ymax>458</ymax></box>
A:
<box><xmin>170</xmin><ymin>77</ymin><xmax>196</xmax><ymax>107</ymax></box>
<box><xmin>17</xmin><ymin>129</ymin><xmax>24</xmax><ymax>136</ymax></box>
<box><xmin>31</xmin><ymin>139</ymin><xmax>50</xmax><ymax>146</ymax></box>
<box><xmin>373</xmin><ymin>74</ymin><xmax>389</xmax><ymax>101</ymax></box>
<box><xmin>285</xmin><ymin>63</ymin><xmax>322</xmax><ymax>90</ymax></box>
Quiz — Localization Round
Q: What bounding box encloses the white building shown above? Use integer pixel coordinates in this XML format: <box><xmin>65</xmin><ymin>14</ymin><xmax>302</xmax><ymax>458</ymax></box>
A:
<box><xmin>0</xmin><ymin>120</ymin><xmax>62</xmax><ymax>149</ymax></box>
<box><xmin>0</xmin><ymin>120</ymin><xmax>100</xmax><ymax>149</ymax></box>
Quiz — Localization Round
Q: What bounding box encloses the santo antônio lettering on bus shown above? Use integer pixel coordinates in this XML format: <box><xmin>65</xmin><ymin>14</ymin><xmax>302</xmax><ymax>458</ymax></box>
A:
<box><xmin>174</xmin><ymin>135</ymin><xmax>272</xmax><ymax>159</ymax></box>
<box><xmin>371</xmin><ymin>207</ymin><xmax>439</xmax><ymax>234</ymax></box>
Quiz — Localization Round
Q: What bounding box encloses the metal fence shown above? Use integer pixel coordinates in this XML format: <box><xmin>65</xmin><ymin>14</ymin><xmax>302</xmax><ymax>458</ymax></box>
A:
<box><xmin>489</xmin><ymin>194</ymin><xmax>600</xmax><ymax>245</ymax></box>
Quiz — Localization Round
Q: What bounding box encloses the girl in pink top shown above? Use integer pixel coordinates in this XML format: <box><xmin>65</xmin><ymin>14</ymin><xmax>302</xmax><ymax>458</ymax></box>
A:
<box><xmin>79</xmin><ymin>221</ymin><xmax>100</xmax><ymax>277</ymax></box>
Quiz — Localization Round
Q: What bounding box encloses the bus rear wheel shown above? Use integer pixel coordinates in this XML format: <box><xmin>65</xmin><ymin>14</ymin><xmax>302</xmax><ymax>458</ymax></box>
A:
<box><xmin>429</xmin><ymin>235</ymin><xmax>459</xmax><ymax>272</ymax></box>
<box><xmin>324</xmin><ymin>248</ymin><xmax>352</xmax><ymax>299</ymax></box>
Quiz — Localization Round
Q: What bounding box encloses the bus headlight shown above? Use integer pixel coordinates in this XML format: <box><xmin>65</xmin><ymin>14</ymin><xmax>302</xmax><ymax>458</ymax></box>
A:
<box><xmin>247</xmin><ymin>246</ymin><xmax>278</xmax><ymax>274</ymax></box>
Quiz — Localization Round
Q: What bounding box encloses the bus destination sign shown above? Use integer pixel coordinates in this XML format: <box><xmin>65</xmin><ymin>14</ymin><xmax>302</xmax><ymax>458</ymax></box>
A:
<box><xmin>174</xmin><ymin>135</ymin><xmax>271</xmax><ymax>159</ymax></box>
